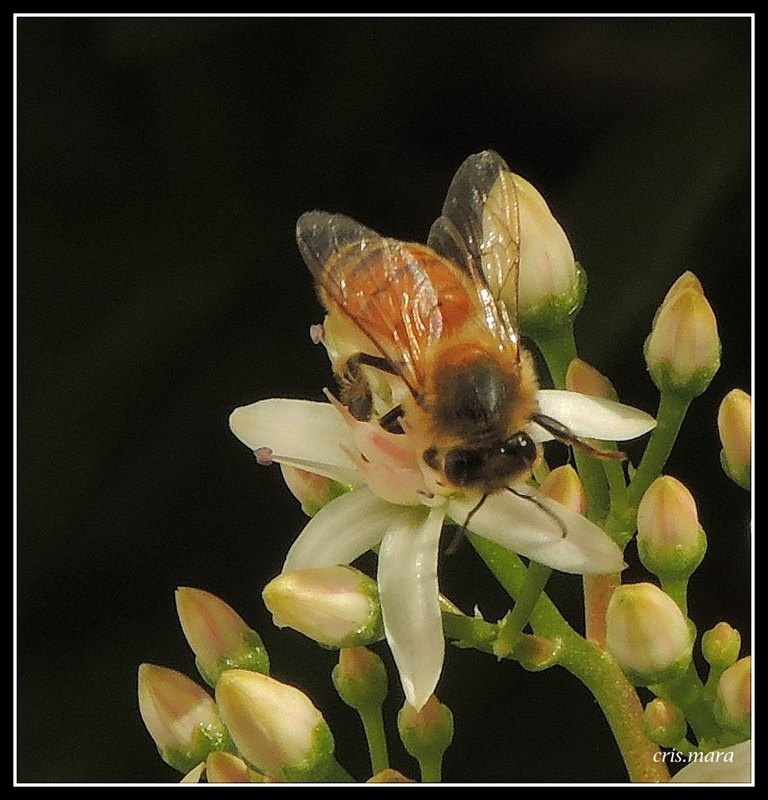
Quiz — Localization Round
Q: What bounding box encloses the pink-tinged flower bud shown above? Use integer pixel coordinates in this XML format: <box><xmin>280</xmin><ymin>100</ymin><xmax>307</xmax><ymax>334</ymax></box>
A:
<box><xmin>215</xmin><ymin>669</ymin><xmax>335</xmax><ymax>781</ymax></box>
<box><xmin>489</xmin><ymin>172</ymin><xmax>585</xmax><ymax>332</ymax></box>
<box><xmin>332</xmin><ymin>647</ymin><xmax>388</xmax><ymax>711</ymax></box>
<box><xmin>701</xmin><ymin>622</ymin><xmax>742</xmax><ymax>671</ymax></box>
<box><xmin>205</xmin><ymin>751</ymin><xmax>270</xmax><ymax>783</ymax></box>
<box><xmin>605</xmin><ymin>583</ymin><xmax>693</xmax><ymax>686</ymax></box>
<box><xmin>643</xmin><ymin>697</ymin><xmax>687</xmax><ymax>747</ymax></box>
<box><xmin>714</xmin><ymin>656</ymin><xmax>751</xmax><ymax>737</ymax></box>
<box><xmin>280</xmin><ymin>464</ymin><xmax>350</xmax><ymax>516</ymax></box>
<box><xmin>636</xmin><ymin>476</ymin><xmax>706</xmax><ymax>579</ymax></box>
<box><xmin>539</xmin><ymin>464</ymin><xmax>587</xmax><ymax>514</ymax></box>
<box><xmin>397</xmin><ymin>695</ymin><xmax>454</xmax><ymax>770</ymax></box>
<box><xmin>717</xmin><ymin>389</ymin><xmax>751</xmax><ymax>490</ymax></box>
<box><xmin>644</xmin><ymin>272</ymin><xmax>721</xmax><ymax>397</ymax></box>
<box><xmin>175</xmin><ymin>588</ymin><xmax>269</xmax><ymax>686</ymax></box>
<box><xmin>137</xmin><ymin>664</ymin><xmax>234</xmax><ymax>773</ymax></box>
<box><xmin>565</xmin><ymin>358</ymin><xmax>619</xmax><ymax>401</ymax></box>
<box><xmin>263</xmin><ymin>566</ymin><xmax>383</xmax><ymax>649</ymax></box>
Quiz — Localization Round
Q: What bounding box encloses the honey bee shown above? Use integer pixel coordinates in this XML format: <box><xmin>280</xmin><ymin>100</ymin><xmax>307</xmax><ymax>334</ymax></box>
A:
<box><xmin>296</xmin><ymin>150</ymin><xmax>618</xmax><ymax>515</ymax></box>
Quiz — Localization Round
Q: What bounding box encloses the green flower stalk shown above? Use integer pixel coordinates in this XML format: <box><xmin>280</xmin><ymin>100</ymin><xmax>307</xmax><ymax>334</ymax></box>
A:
<box><xmin>137</xmin><ymin>664</ymin><xmax>234</xmax><ymax>774</ymax></box>
<box><xmin>332</xmin><ymin>647</ymin><xmax>390</xmax><ymax>775</ymax></box>
<box><xmin>175</xmin><ymin>587</ymin><xmax>269</xmax><ymax>686</ymax></box>
<box><xmin>263</xmin><ymin>566</ymin><xmax>384</xmax><ymax>649</ymax></box>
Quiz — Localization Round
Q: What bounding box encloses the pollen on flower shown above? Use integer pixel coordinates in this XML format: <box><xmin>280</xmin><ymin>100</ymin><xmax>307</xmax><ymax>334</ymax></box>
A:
<box><xmin>254</xmin><ymin>447</ymin><xmax>273</xmax><ymax>466</ymax></box>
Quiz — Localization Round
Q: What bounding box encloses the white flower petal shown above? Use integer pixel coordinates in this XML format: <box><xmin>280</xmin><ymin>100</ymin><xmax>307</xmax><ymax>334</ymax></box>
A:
<box><xmin>670</xmin><ymin>740</ymin><xmax>752</xmax><ymax>784</ymax></box>
<box><xmin>378</xmin><ymin>507</ymin><xmax>445</xmax><ymax>711</ymax></box>
<box><xmin>229</xmin><ymin>399</ymin><xmax>362</xmax><ymax>485</ymax></box>
<box><xmin>283</xmin><ymin>488</ymin><xmax>395</xmax><ymax>571</ymax></box>
<box><xmin>448</xmin><ymin>490</ymin><xmax>625</xmax><ymax>574</ymax></box>
<box><xmin>532</xmin><ymin>390</ymin><xmax>656</xmax><ymax>442</ymax></box>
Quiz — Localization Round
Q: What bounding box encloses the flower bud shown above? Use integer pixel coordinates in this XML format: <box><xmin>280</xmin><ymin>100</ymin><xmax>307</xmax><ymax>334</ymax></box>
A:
<box><xmin>565</xmin><ymin>358</ymin><xmax>619</xmax><ymax>401</ymax></box>
<box><xmin>397</xmin><ymin>695</ymin><xmax>454</xmax><ymax>772</ymax></box>
<box><xmin>714</xmin><ymin>656</ymin><xmax>751</xmax><ymax>737</ymax></box>
<box><xmin>205</xmin><ymin>751</ymin><xmax>269</xmax><ymax>783</ymax></box>
<box><xmin>636</xmin><ymin>476</ymin><xmax>706</xmax><ymax>579</ymax></box>
<box><xmin>644</xmin><ymin>272</ymin><xmax>720</xmax><ymax>397</ymax></box>
<box><xmin>539</xmin><ymin>464</ymin><xmax>587</xmax><ymax>514</ymax></box>
<box><xmin>605</xmin><ymin>582</ymin><xmax>693</xmax><ymax>686</ymax></box>
<box><xmin>332</xmin><ymin>647</ymin><xmax>389</xmax><ymax>711</ymax></box>
<box><xmin>701</xmin><ymin>622</ymin><xmax>741</xmax><ymax>671</ymax></box>
<box><xmin>215</xmin><ymin>669</ymin><xmax>335</xmax><ymax>781</ymax></box>
<box><xmin>263</xmin><ymin>566</ymin><xmax>384</xmax><ymax>649</ymax></box>
<box><xmin>175</xmin><ymin>588</ymin><xmax>269</xmax><ymax>686</ymax></box>
<box><xmin>717</xmin><ymin>389</ymin><xmax>751</xmax><ymax>490</ymax></box>
<box><xmin>280</xmin><ymin>464</ymin><xmax>350</xmax><ymax>516</ymax></box>
<box><xmin>137</xmin><ymin>664</ymin><xmax>234</xmax><ymax>773</ymax></box>
<box><xmin>643</xmin><ymin>697</ymin><xmax>687</xmax><ymax>747</ymax></box>
<box><xmin>490</xmin><ymin>173</ymin><xmax>585</xmax><ymax>333</ymax></box>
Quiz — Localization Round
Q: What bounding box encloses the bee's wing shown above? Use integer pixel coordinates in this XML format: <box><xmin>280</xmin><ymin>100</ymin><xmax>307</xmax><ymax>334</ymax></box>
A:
<box><xmin>297</xmin><ymin>211</ymin><xmax>443</xmax><ymax>396</ymax></box>
<box><xmin>428</xmin><ymin>150</ymin><xmax>521</xmax><ymax>354</ymax></box>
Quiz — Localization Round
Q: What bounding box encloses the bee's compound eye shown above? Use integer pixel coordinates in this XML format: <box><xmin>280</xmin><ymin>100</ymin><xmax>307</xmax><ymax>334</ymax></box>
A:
<box><xmin>501</xmin><ymin>433</ymin><xmax>537</xmax><ymax>465</ymax></box>
<box><xmin>444</xmin><ymin>448</ymin><xmax>483</xmax><ymax>487</ymax></box>
<box><xmin>422</xmin><ymin>447</ymin><xmax>441</xmax><ymax>471</ymax></box>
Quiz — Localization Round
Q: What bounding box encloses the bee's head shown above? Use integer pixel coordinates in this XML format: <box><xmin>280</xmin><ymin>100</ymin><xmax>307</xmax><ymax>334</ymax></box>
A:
<box><xmin>423</xmin><ymin>432</ymin><xmax>538</xmax><ymax>492</ymax></box>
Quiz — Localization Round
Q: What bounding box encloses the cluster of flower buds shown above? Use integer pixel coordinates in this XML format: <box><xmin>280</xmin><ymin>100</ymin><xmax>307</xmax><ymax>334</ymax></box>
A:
<box><xmin>139</xmin><ymin>589</ymin><xmax>337</xmax><ymax>782</ymax></box>
<box><xmin>139</xmin><ymin>582</ymin><xmax>454</xmax><ymax>782</ymax></box>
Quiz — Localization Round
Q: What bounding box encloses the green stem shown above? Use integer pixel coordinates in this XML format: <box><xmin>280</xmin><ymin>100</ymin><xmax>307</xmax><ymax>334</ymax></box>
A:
<box><xmin>468</xmin><ymin>534</ymin><xmax>669</xmax><ymax>782</ymax></box>
<box><xmin>494</xmin><ymin>562</ymin><xmax>552</xmax><ymax>657</ymax></box>
<box><xmin>660</xmin><ymin>576</ymin><xmax>690</xmax><ymax>617</ymax></box>
<box><xmin>653</xmin><ymin>664</ymin><xmax>721</xmax><ymax>745</ymax></box>
<box><xmin>533</xmin><ymin>323</ymin><xmax>610</xmax><ymax>522</ymax></box>
<box><xmin>325</xmin><ymin>759</ymin><xmax>358</xmax><ymax>782</ymax></box>
<box><xmin>419</xmin><ymin>757</ymin><xmax>442</xmax><ymax>783</ymax></box>
<box><xmin>606</xmin><ymin>390</ymin><xmax>691</xmax><ymax>543</ymax></box>
<box><xmin>358</xmin><ymin>705</ymin><xmax>389</xmax><ymax>776</ymax></box>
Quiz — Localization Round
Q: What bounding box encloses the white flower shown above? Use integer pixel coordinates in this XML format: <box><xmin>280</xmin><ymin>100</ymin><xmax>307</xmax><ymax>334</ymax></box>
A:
<box><xmin>230</xmin><ymin>391</ymin><xmax>654</xmax><ymax>710</ymax></box>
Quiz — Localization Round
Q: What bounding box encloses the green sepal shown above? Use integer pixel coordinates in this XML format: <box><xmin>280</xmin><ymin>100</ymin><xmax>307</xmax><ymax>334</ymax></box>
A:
<box><xmin>197</xmin><ymin>628</ymin><xmax>270</xmax><ymax>687</ymax></box>
<box><xmin>644</xmin><ymin>346</ymin><xmax>721</xmax><ymax>399</ymax></box>
<box><xmin>159</xmin><ymin>718</ymin><xmax>237</xmax><ymax>774</ymax></box>
<box><xmin>275</xmin><ymin>721</ymin><xmax>337</xmax><ymax>782</ymax></box>
<box><xmin>637</xmin><ymin>525</ymin><xmax>707</xmax><ymax>581</ymax></box>
<box><xmin>520</xmin><ymin>261</ymin><xmax>587</xmax><ymax>338</ymax></box>
<box><xmin>720</xmin><ymin>450</ymin><xmax>750</xmax><ymax>491</ymax></box>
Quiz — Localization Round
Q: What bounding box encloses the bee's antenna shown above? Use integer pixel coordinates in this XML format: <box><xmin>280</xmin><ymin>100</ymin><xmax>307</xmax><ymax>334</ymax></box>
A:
<box><xmin>445</xmin><ymin>493</ymin><xmax>490</xmax><ymax>556</ymax></box>
<box><xmin>506</xmin><ymin>486</ymin><xmax>569</xmax><ymax>538</ymax></box>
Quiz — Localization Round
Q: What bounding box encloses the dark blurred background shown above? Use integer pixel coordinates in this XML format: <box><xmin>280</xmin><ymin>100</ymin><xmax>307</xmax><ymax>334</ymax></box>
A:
<box><xmin>17</xmin><ymin>16</ymin><xmax>751</xmax><ymax>784</ymax></box>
